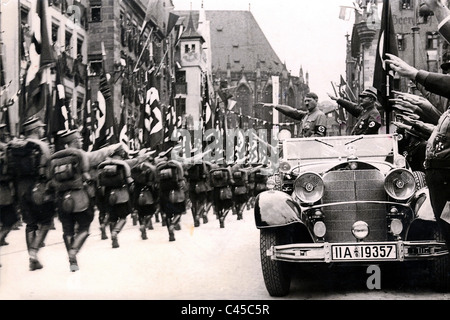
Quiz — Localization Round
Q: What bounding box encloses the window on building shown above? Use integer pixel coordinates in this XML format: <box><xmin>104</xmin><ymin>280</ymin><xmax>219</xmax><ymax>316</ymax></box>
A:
<box><xmin>20</xmin><ymin>6</ymin><xmax>29</xmax><ymax>25</ymax></box>
<box><xmin>65</xmin><ymin>30</ymin><xmax>72</xmax><ymax>54</ymax></box>
<box><xmin>77</xmin><ymin>37</ymin><xmax>84</xmax><ymax>58</ymax></box>
<box><xmin>91</xmin><ymin>6</ymin><xmax>102</xmax><ymax>22</ymax></box>
<box><xmin>176</xmin><ymin>70</ymin><xmax>186</xmax><ymax>83</ymax></box>
<box><xmin>191</xmin><ymin>44</ymin><xmax>196</xmax><ymax>52</ymax></box>
<box><xmin>426</xmin><ymin>32</ymin><xmax>439</xmax><ymax>49</ymax></box>
<box><xmin>52</xmin><ymin>23</ymin><xmax>59</xmax><ymax>43</ymax></box>
<box><xmin>184</xmin><ymin>45</ymin><xmax>190</xmax><ymax>53</ymax></box>
<box><xmin>397</xmin><ymin>34</ymin><xmax>405</xmax><ymax>51</ymax></box>
<box><xmin>400</xmin><ymin>0</ymin><xmax>412</xmax><ymax>10</ymax></box>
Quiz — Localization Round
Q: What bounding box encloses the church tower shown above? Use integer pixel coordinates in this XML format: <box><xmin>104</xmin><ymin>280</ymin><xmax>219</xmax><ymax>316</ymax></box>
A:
<box><xmin>178</xmin><ymin>11</ymin><xmax>205</xmax><ymax>124</ymax></box>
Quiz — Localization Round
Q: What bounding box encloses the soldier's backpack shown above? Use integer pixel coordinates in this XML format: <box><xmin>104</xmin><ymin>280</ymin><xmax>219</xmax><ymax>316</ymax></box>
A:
<box><xmin>131</xmin><ymin>162</ymin><xmax>157</xmax><ymax>186</ymax></box>
<box><xmin>157</xmin><ymin>160</ymin><xmax>184</xmax><ymax>191</ymax></box>
<box><xmin>232</xmin><ymin>170</ymin><xmax>247</xmax><ymax>186</ymax></box>
<box><xmin>157</xmin><ymin>160</ymin><xmax>186</xmax><ymax>203</ymax></box>
<box><xmin>187</xmin><ymin>163</ymin><xmax>205</xmax><ymax>181</ymax></box>
<box><xmin>49</xmin><ymin>148</ymin><xmax>91</xmax><ymax>212</ymax></box>
<box><xmin>210</xmin><ymin>168</ymin><xmax>230</xmax><ymax>188</ymax></box>
<box><xmin>6</xmin><ymin>139</ymin><xmax>43</xmax><ymax>178</ymax></box>
<box><xmin>49</xmin><ymin>148</ymin><xmax>90</xmax><ymax>192</ymax></box>
<box><xmin>98</xmin><ymin>161</ymin><xmax>128</xmax><ymax>188</ymax></box>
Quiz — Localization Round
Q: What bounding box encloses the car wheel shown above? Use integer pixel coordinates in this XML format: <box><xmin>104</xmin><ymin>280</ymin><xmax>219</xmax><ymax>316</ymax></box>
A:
<box><xmin>260</xmin><ymin>228</ymin><xmax>292</xmax><ymax>297</ymax></box>
<box><xmin>429</xmin><ymin>226</ymin><xmax>450</xmax><ymax>292</ymax></box>
<box><xmin>412</xmin><ymin>171</ymin><xmax>427</xmax><ymax>190</ymax></box>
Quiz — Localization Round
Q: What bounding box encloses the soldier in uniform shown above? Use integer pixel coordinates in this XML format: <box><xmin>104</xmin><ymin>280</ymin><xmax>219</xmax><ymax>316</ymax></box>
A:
<box><xmin>49</xmin><ymin>129</ymin><xmax>122</xmax><ymax>271</ymax></box>
<box><xmin>0</xmin><ymin>124</ymin><xmax>18</xmax><ymax>252</ymax></box>
<box><xmin>274</xmin><ymin>92</ymin><xmax>327</xmax><ymax>137</ymax></box>
<box><xmin>7</xmin><ymin>117</ymin><xmax>53</xmax><ymax>271</ymax></box>
<box><xmin>328</xmin><ymin>87</ymin><xmax>382</xmax><ymax>135</ymax></box>
<box><xmin>130</xmin><ymin>152</ymin><xmax>158</xmax><ymax>240</ymax></box>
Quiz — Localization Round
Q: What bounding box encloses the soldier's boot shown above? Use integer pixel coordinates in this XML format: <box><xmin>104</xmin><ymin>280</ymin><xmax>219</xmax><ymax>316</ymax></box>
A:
<box><xmin>111</xmin><ymin>219</ymin><xmax>126</xmax><ymax>249</ymax></box>
<box><xmin>132</xmin><ymin>212</ymin><xmax>138</xmax><ymax>226</ymax></box>
<box><xmin>144</xmin><ymin>215</ymin><xmax>153</xmax><ymax>230</ymax></box>
<box><xmin>166</xmin><ymin>216</ymin><xmax>176</xmax><ymax>242</ymax></box>
<box><xmin>139</xmin><ymin>225</ymin><xmax>148</xmax><ymax>240</ymax></box>
<box><xmin>192</xmin><ymin>206</ymin><xmax>200</xmax><ymax>228</ymax></box>
<box><xmin>155</xmin><ymin>212</ymin><xmax>160</xmax><ymax>223</ymax></box>
<box><xmin>168</xmin><ymin>225</ymin><xmax>176</xmax><ymax>242</ymax></box>
<box><xmin>27</xmin><ymin>229</ymin><xmax>48</xmax><ymax>271</ymax></box>
<box><xmin>0</xmin><ymin>228</ymin><xmax>11</xmax><ymax>246</ymax></box>
<box><xmin>173</xmin><ymin>214</ymin><xmax>181</xmax><ymax>231</ymax></box>
<box><xmin>237</xmin><ymin>204</ymin><xmax>244</xmax><ymax>220</ymax></box>
<box><xmin>67</xmin><ymin>231</ymin><xmax>89</xmax><ymax>272</ymax></box>
<box><xmin>99</xmin><ymin>213</ymin><xmax>109</xmax><ymax>240</ymax></box>
<box><xmin>63</xmin><ymin>234</ymin><xmax>75</xmax><ymax>271</ymax></box>
<box><xmin>161</xmin><ymin>213</ymin><xmax>166</xmax><ymax>226</ymax></box>
<box><xmin>100</xmin><ymin>224</ymin><xmax>108</xmax><ymax>240</ymax></box>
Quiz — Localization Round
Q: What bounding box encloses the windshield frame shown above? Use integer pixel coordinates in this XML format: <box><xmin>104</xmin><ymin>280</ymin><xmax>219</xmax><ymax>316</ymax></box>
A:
<box><xmin>281</xmin><ymin>134</ymin><xmax>399</xmax><ymax>165</ymax></box>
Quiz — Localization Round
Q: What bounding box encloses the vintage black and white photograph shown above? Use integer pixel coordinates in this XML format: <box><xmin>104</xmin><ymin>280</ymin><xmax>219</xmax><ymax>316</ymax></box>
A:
<box><xmin>0</xmin><ymin>0</ymin><xmax>450</xmax><ymax>304</ymax></box>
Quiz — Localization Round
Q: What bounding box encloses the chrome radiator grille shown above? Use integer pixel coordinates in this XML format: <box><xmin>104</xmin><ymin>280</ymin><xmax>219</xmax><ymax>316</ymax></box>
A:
<box><xmin>321</xmin><ymin>170</ymin><xmax>388</xmax><ymax>242</ymax></box>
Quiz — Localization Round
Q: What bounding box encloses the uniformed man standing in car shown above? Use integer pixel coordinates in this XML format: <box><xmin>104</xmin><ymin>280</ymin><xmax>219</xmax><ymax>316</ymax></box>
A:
<box><xmin>274</xmin><ymin>92</ymin><xmax>327</xmax><ymax>137</ymax></box>
<box><xmin>328</xmin><ymin>87</ymin><xmax>382</xmax><ymax>135</ymax></box>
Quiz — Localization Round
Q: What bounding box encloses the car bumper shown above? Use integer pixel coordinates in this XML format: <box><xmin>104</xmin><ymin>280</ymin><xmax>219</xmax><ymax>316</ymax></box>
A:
<box><xmin>266</xmin><ymin>241</ymin><xmax>448</xmax><ymax>263</ymax></box>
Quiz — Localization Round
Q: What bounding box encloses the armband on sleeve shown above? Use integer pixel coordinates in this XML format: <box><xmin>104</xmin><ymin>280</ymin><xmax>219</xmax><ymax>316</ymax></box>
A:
<box><xmin>314</xmin><ymin>125</ymin><xmax>327</xmax><ymax>136</ymax></box>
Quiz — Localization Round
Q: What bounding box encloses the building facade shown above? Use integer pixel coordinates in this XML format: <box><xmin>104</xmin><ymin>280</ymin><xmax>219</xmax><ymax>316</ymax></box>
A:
<box><xmin>175</xmin><ymin>9</ymin><xmax>310</xmax><ymax>140</ymax></box>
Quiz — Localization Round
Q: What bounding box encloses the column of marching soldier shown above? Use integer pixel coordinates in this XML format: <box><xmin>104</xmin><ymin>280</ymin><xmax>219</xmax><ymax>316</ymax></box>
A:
<box><xmin>0</xmin><ymin>116</ymin><xmax>271</xmax><ymax>272</ymax></box>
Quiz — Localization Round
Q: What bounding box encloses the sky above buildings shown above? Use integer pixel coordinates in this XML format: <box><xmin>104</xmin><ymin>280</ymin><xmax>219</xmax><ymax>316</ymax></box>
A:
<box><xmin>172</xmin><ymin>0</ymin><xmax>357</xmax><ymax>102</ymax></box>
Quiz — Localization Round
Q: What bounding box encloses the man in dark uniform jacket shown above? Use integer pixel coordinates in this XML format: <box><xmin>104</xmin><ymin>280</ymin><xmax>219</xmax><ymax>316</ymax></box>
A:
<box><xmin>8</xmin><ymin>117</ymin><xmax>53</xmax><ymax>271</ymax></box>
<box><xmin>274</xmin><ymin>92</ymin><xmax>327</xmax><ymax>137</ymax></box>
<box><xmin>328</xmin><ymin>87</ymin><xmax>382</xmax><ymax>135</ymax></box>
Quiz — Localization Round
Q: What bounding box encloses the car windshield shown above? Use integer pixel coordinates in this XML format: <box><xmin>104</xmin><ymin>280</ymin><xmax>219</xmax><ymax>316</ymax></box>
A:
<box><xmin>282</xmin><ymin>134</ymin><xmax>397</xmax><ymax>164</ymax></box>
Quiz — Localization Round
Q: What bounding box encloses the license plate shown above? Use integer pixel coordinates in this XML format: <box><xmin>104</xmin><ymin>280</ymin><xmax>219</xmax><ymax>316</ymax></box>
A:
<box><xmin>331</xmin><ymin>244</ymin><xmax>397</xmax><ymax>261</ymax></box>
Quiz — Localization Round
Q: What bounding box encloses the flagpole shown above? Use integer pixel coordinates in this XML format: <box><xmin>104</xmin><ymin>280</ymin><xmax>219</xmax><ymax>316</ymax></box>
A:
<box><xmin>134</xmin><ymin>27</ymin><xmax>154</xmax><ymax>73</ymax></box>
<box><xmin>384</xmin><ymin>0</ymin><xmax>392</xmax><ymax>134</ymax></box>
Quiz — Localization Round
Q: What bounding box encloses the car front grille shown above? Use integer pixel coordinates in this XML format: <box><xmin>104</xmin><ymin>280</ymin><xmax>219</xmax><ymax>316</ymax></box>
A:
<box><xmin>321</xmin><ymin>170</ymin><xmax>388</xmax><ymax>243</ymax></box>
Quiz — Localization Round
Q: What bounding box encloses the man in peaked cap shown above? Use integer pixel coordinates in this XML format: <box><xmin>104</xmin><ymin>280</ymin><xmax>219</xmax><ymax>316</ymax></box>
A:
<box><xmin>50</xmin><ymin>128</ymin><xmax>123</xmax><ymax>272</ymax></box>
<box><xmin>22</xmin><ymin>116</ymin><xmax>46</xmax><ymax>132</ymax></box>
<box><xmin>274</xmin><ymin>92</ymin><xmax>328</xmax><ymax>138</ymax></box>
<box><xmin>8</xmin><ymin>116</ymin><xmax>53</xmax><ymax>271</ymax></box>
<box><xmin>328</xmin><ymin>87</ymin><xmax>382</xmax><ymax>135</ymax></box>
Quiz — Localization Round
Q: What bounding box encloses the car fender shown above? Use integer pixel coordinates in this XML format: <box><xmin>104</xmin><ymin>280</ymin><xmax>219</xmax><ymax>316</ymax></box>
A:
<box><xmin>254</xmin><ymin>190</ymin><xmax>303</xmax><ymax>228</ymax></box>
<box><xmin>412</xmin><ymin>188</ymin><xmax>435</xmax><ymax>222</ymax></box>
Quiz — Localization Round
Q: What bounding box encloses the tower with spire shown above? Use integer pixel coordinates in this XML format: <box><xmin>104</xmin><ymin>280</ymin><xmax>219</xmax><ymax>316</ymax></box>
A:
<box><xmin>177</xmin><ymin>10</ymin><xmax>206</xmax><ymax>122</ymax></box>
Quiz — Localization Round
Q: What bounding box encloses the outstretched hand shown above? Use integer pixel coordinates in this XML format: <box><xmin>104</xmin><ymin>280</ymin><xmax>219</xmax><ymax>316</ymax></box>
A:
<box><xmin>385</xmin><ymin>53</ymin><xmax>419</xmax><ymax>80</ymax></box>
<box><xmin>327</xmin><ymin>93</ymin><xmax>338</xmax><ymax>101</ymax></box>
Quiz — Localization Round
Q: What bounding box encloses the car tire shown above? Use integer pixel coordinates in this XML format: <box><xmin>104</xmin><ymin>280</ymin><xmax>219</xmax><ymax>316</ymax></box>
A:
<box><xmin>429</xmin><ymin>226</ymin><xmax>450</xmax><ymax>292</ymax></box>
<box><xmin>260</xmin><ymin>228</ymin><xmax>292</xmax><ymax>297</ymax></box>
<box><xmin>412</xmin><ymin>171</ymin><xmax>427</xmax><ymax>190</ymax></box>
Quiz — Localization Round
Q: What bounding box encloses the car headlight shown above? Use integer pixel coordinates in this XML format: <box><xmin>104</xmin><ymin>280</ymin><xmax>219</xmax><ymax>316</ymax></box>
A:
<box><xmin>266</xmin><ymin>177</ymin><xmax>276</xmax><ymax>190</ymax></box>
<box><xmin>394</xmin><ymin>155</ymin><xmax>407</xmax><ymax>168</ymax></box>
<box><xmin>279</xmin><ymin>161</ymin><xmax>291</xmax><ymax>173</ymax></box>
<box><xmin>384</xmin><ymin>168</ymin><xmax>416</xmax><ymax>200</ymax></box>
<box><xmin>313</xmin><ymin>221</ymin><xmax>326</xmax><ymax>238</ymax></box>
<box><xmin>293</xmin><ymin>172</ymin><xmax>324</xmax><ymax>203</ymax></box>
<box><xmin>389</xmin><ymin>218</ymin><xmax>403</xmax><ymax>236</ymax></box>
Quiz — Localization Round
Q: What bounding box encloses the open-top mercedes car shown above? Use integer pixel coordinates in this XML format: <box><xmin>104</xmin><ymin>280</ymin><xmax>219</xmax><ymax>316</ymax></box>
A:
<box><xmin>255</xmin><ymin>134</ymin><xmax>449</xmax><ymax>296</ymax></box>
